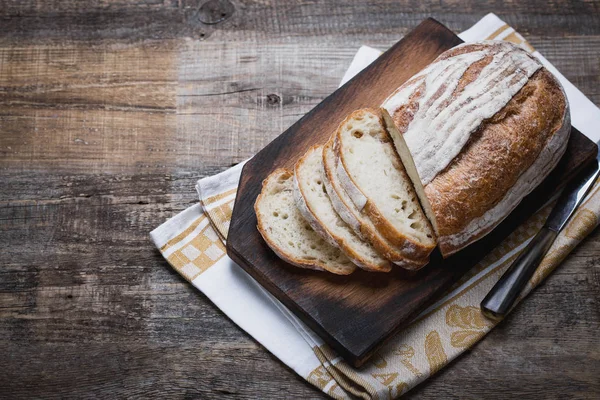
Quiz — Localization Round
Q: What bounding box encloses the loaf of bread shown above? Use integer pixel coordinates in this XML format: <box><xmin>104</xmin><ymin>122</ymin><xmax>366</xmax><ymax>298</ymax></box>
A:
<box><xmin>383</xmin><ymin>41</ymin><xmax>570</xmax><ymax>257</ymax></box>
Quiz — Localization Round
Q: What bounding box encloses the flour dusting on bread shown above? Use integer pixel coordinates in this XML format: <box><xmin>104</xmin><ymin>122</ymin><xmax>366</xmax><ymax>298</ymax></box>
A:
<box><xmin>383</xmin><ymin>41</ymin><xmax>542</xmax><ymax>185</ymax></box>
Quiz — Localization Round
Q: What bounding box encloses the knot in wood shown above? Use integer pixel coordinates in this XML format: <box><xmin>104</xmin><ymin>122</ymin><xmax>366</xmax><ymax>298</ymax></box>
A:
<box><xmin>266</xmin><ymin>94</ymin><xmax>281</xmax><ymax>105</ymax></box>
<box><xmin>198</xmin><ymin>0</ymin><xmax>235</xmax><ymax>25</ymax></box>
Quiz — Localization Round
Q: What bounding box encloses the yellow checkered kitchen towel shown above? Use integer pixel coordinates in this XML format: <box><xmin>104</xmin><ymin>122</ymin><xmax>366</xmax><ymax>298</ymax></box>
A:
<box><xmin>150</xmin><ymin>14</ymin><xmax>600</xmax><ymax>399</ymax></box>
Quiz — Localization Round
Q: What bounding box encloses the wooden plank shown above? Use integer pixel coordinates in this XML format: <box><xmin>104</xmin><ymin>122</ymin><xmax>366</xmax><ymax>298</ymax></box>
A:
<box><xmin>0</xmin><ymin>41</ymin><xmax>178</xmax><ymax>174</ymax></box>
<box><xmin>3</xmin><ymin>37</ymin><xmax>597</xmax><ymax>174</ymax></box>
<box><xmin>1</xmin><ymin>1</ymin><xmax>599</xmax><ymax>42</ymax></box>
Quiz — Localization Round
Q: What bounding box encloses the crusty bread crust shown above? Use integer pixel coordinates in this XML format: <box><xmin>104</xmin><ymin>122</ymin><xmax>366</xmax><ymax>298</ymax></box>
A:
<box><xmin>292</xmin><ymin>162</ymin><xmax>339</xmax><ymax>249</ymax></box>
<box><xmin>322</xmin><ymin>138</ymin><xmax>428</xmax><ymax>270</ymax></box>
<box><xmin>321</xmin><ymin>155</ymin><xmax>362</xmax><ymax>233</ymax></box>
<box><xmin>437</xmin><ymin>70</ymin><xmax>571</xmax><ymax>255</ymax></box>
<box><xmin>335</xmin><ymin>108</ymin><xmax>436</xmax><ymax>261</ymax></box>
<box><xmin>292</xmin><ymin>179</ymin><xmax>338</xmax><ymax>245</ymax></box>
<box><xmin>334</xmin><ymin>146</ymin><xmax>368</xmax><ymax>211</ymax></box>
<box><xmin>383</xmin><ymin>42</ymin><xmax>571</xmax><ymax>256</ymax></box>
<box><xmin>254</xmin><ymin>168</ymin><xmax>356</xmax><ymax>275</ymax></box>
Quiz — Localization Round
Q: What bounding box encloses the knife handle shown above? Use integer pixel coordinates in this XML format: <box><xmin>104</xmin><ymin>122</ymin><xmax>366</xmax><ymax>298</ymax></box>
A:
<box><xmin>480</xmin><ymin>227</ymin><xmax>558</xmax><ymax>321</ymax></box>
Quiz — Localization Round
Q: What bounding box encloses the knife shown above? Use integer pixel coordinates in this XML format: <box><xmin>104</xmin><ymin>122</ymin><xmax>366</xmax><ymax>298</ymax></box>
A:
<box><xmin>480</xmin><ymin>145</ymin><xmax>600</xmax><ymax>321</ymax></box>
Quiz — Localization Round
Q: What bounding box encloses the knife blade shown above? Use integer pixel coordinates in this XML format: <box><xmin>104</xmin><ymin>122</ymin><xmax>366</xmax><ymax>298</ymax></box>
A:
<box><xmin>480</xmin><ymin>144</ymin><xmax>600</xmax><ymax>320</ymax></box>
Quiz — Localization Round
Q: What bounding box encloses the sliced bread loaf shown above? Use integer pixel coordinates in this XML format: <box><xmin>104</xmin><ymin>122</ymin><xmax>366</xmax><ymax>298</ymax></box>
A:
<box><xmin>293</xmin><ymin>145</ymin><xmax>391</xmax><ymax>272</ymax></box>
<box><xmin>254</xmin><ymin>168</ymin><xmax>356</xmax><ymax>275</ymax></box>
<box><xmin>322</xmin><ymin>138</ymin><xmax>428</xmax><ymax>270</ymax></box>
<box><xmin>334</xmin><ymin>108</ymin><xmax>436</xmax><ymax>261</ymax></box>
<box><xmin>382</xmin><ymin>41</ymin><xmax>570</xmax><ymax>256</ymax></box>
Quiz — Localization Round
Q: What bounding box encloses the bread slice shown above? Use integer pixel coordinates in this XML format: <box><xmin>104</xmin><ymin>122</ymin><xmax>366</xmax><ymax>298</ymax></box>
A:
<box><xmin>334</xmin><ymin>108</ymin><xmax>436</xmax><ymax>261</ymax></box>
<box><xmin>254</xmin><ymin>168</ymin><xmax>356</xmax><ymax>275</ymax></box>
<box><xmin>381</xmin><ymin>108</ymin><xmax>438</xmax><ymax>234</ymax></box>
<box><xmin>293</xmin><ymin>145</ymin><xmax>391</xmax><ymax>272</ymax></box>
<box><xmin>322</xmin><ymin>138</ymin><xmax>428</xmax><ymax>270</ymax></box>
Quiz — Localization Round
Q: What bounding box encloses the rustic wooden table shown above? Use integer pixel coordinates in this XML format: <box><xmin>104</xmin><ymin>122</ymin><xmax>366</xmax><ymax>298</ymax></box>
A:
<box><xmin>1</xmin><ymin>1</ymin><xmax>599</xmax><ymax>398</ymax></box>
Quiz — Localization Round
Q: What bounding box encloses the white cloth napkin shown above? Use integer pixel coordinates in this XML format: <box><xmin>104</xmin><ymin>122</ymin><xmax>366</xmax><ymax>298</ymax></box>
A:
<box><xmin>151</xmin><ymin>13</ymin><xmax>600</xmax><ymax>399</ymax></box>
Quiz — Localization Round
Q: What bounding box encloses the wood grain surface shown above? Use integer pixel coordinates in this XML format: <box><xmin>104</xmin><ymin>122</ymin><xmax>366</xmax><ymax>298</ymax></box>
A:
<box><xmin>1</xmin><ymin>0</ymin><xmax>599</xmax><ymax>398</ymax></box>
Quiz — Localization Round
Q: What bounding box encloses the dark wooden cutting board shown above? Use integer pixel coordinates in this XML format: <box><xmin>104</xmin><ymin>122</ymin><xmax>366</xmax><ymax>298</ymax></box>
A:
<box><xmin>226</xmin><ymin>18</ymin><xmax>598</xmax><ymax>367</ymax></box>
